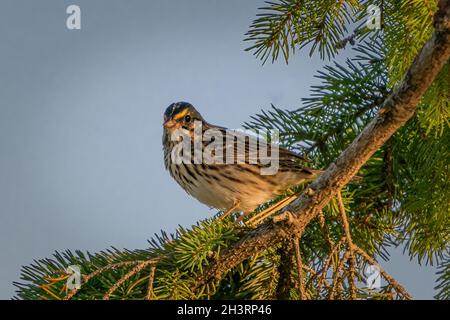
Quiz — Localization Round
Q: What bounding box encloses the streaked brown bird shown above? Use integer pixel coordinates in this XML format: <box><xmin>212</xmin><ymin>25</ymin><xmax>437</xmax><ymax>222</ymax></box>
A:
<box><xmin>162</xmin><ymin>101</ymin><xmax>322</xmax><ymax>225</ymax></box>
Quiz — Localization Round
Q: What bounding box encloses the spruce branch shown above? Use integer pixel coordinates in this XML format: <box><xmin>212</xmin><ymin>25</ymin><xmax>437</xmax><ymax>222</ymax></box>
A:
<box><xmin>146</xmin><ymin>266</ymin><xmax>156</xmax><ymax>300</ymax></box>
<box><xmin>275</xmin><ymin>241</ymin><xmax>295</xmax><ymax>299</ymax></box>
<box><xmin>194</xmin><ymin>0</ymin><xmax>450</xmax><ymax>293</ymax></box>
<box><xmin>353</xmin><ymin>245</ymin><xmax>412</xmax><ymax>299</ymax></box>
<box><xmin>337</xmin><ymin>191</ymin><xmax>357</xmax><ymax>299</ymax></box>
<box><xmin>318</xmin><ymin>211</ymin><xmax>335</xmax><ymax>255</ymax></box>
<box><xmin>103</xmin><ymin>260</ymin><xmax>155</xmax><ymax>300</ymax></box>
<box><xmin>64</xmin><ymin>260</ymin><xmax>149</xmax><ymax>300</ymax></box>
<box><xmin>314</xmin><ymin>238</ymin><xmax>346</xmax><ymax>293</ymax></box>
<box><xmin>328</xmin><ymin>250</ymin><xmax>350</xmax><ymax>299</ymax></box>
<box><xmin>245</xmin><ymin>0</ymin><xmax>361</xmax><ymax>62</ymax></box>
<box><xmin>293</xmin><ymin>238</ymin><xmax>307</xmax><ymax>299</ymax></box>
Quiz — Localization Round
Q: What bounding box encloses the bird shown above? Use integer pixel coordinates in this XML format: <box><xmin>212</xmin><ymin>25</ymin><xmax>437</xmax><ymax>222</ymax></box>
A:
<box><xmin>162</xmin><ymin>101</ymin><xmax>322</xmax><ymax>226</ymax></box>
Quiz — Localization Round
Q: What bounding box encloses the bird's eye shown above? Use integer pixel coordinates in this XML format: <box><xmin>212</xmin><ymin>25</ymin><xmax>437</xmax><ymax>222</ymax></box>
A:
<box><xmin>184</xmin><ymin>115</ymin><xmax>191</xmax><ymax>123</ymax></box>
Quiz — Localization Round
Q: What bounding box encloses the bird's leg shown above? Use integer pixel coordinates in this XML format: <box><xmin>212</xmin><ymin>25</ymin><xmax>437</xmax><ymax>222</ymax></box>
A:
<box><xmin>219</xmin><ymin>200</ymin><xmax>240</xmax><ymax>220</ymax></box>
<box><xmin>246</xmin><ymin>193</ymin><xmax>298</xmax><ymax>227</ymax></box>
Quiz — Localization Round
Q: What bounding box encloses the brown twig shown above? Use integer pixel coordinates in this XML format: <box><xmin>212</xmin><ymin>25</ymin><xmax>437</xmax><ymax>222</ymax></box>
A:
<box><xmin>103</xmin><ymin>260</ymin><xmax>155</xmax><ymax>300</ymax></box>
<box><xmin>328</xmin><ymin>251</ymin><xmax>351</xmax><ymax>300</ymax></box>
<box><xmin>293</xmin><ymin>237</ymin><xmax>306</xmax><ymax>300</ymax></box>
<box><xmin>314</xmin><ymin>237</ymin><xmax>345</xmax><ymax>293</ymax></box>
<box><xmin>353</xmin><ymin>245</ymin><xmax>413</xmax><ymax>300</ymax></box>
<box><xmin>275</xmin><ymin>241</ymin><xmax>294</xmax><ymax>299</ymax></box>
<box><xmin>336</xmin><ymin>191</ymin><xmax>357</xmax><ymax>299</ymax></box>
<box><xmin>146</xmin><ymin>266</ymin><xmax>157</xmax><ymax>300</ymax></box>
<box><xmin>63</xmin><ymin>260</ymin><xmax>147</xmax><ymax>300</ymax></box>
<box><xmin>318</xmin><ymin>211</ymin><xmax>335</xmax><ymax>252</ymax></box>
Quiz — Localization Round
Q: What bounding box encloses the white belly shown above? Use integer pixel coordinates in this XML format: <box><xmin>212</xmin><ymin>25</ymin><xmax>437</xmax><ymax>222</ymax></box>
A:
<box><xmin>171</xmin><ymin>163</ymin><xmax>277</xmax><ymax>213</ymax></box>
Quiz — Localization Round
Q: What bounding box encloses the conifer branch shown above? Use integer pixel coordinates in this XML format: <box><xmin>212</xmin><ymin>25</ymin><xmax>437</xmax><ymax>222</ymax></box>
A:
<box><xmin>194</xmin><ymin>0</ymin><xmax>450</xmax><ymax>292</ymax></box>
<box><xmin>328</xmin><ymin>251</ymin><xmax>350</xmax><ymax>300</ymax></box>
<box><xmin>337</xmin><ymin>191</ymin><xmax>357</xmax><ymax>299</ymax></box>
<box><xmin>64</xmin><ymin>260</ymin><xmax>149</xmax><ymax>300</ymax></box>
<box><xmin>314</xmin><ymin>238</ymin><xmax>345</xmax><ymax>293</ymax></box>
<box><xmin>103</xmin><ymin>260</ymin><xmax>155</xmax><ymax>300</ymax></box>
<box><xmin>353</xmin><ymin>245</ymin><xmax>412</xmax><ymax>300</ymax></box>
<box><xmin>293</xmin><ymin>238</ymin><xmax>306</xmax><ymax>300</ymax></box>
<box><xmin>146</xmin><ymin>266</ymin><xmax>156</xmax><ymax>300</ymax></box>
<box><xmin>275</xmin><ymin>241</ymin><xmax>295</xmax><ymax>299</ymax></box>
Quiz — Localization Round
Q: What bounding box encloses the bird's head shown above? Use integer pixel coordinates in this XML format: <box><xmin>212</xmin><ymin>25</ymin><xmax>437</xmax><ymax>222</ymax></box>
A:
<box><xmin>163</xmin><ymin>102</ymin><xmax>204</xmax><ymax>132</ymax></box>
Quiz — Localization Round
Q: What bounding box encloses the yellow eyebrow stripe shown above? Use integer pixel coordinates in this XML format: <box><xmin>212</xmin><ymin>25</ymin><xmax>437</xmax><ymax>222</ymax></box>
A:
<box><xmin>173</xmin><ymin>108</ymin><xmax>189</xmax><ymax>120</ymax></box>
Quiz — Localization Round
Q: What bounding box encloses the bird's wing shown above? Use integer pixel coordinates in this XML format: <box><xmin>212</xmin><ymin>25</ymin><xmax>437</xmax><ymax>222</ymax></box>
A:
<box><xmin>200</xmin><ymin>126</ymin><xmax>315</xmax><ymax>172</ymax></box>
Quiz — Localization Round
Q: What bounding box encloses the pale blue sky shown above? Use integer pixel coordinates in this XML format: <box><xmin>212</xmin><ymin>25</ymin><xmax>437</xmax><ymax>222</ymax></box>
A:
<box><xmin>0</xmin><ymin>0</ymin><xmax>437</xmax><ymax>299</ymax></box>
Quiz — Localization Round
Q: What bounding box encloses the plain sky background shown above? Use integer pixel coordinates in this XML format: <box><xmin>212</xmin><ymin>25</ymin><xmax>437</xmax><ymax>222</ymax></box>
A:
<box><xmin>0</xmin><ymin>0</ymin><xmax>437</xmax><ymax>299</ymax></box>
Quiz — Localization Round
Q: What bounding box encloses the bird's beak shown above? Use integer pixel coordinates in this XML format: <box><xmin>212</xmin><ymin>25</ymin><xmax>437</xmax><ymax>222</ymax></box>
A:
<box><xmin>163</xmin><ymin>119</ymin><xmax>177</xmax><ymax>129</ymax></box>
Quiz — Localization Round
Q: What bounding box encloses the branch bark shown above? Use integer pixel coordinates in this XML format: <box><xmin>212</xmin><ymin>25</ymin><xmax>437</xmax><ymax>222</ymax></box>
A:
<box><xmin>194</xmin><ymin>0</ymin><xmax>450</xmax><ymax>292</ymax></box>
<box><xmin>275</xmin><ymin>241</ymin><xmax>294</xmax><ymax>299</ymax></box>
<box><xmin>336</xmin><ymin>191</ymin><xmax>357</xmax><ymax>299</ymax></box>
<box><xmin>293</xmin><ymin>237</ymin><xmax>307</xmax><ymax>300</ymax></box>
